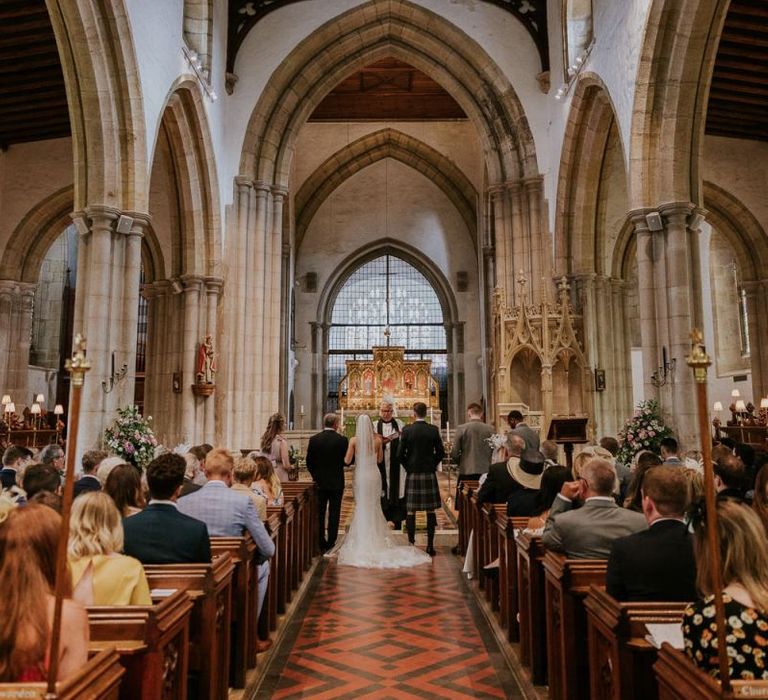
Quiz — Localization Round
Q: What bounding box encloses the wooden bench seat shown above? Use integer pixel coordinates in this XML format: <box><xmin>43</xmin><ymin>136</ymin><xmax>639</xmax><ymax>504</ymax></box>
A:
<box><xmin>543</xmin><ymin>551</ymin><xmax>607</xmax><ymax>700</ymax></box>
<box><xmin>264</xmin><ymin>509</ymin><xmax>282</xmax><ymax>635</ymax></box>
<box><xmin>143</xmin><ymin>553</ymin><xmax>234</xmax><ymax>700</ymax></box>
<box><xmin>496</xmin><ymin>514</ymin><xmax>528</xmax><ymax>642</ymax></box>
<box><xmin>0</xmin><ymin>648</ymin><xmax>124</xmax><ymax>700</ymax></box>
<box><xmin>585</xmin><ymin>586</ymin><xmax>687</xmax><ymax>700</ymax></box>
<box><xmin>86</xmin><ymin>589</ymin><xmax>193</xmax><ymax>700</ymax></box>
<box><xmin>457</xmin><ymin>481</ymin><xmax>479</xmax><ymax>556</ymax></box>
<box><xmin>210</xmin><ymin>535</ymin><xmax>258</xmax><ymax>686</ymax></box>
<box><xmin>516</xmin><ymin>530</ymin><xmax>547</xmax><ymax>684</ymax></box>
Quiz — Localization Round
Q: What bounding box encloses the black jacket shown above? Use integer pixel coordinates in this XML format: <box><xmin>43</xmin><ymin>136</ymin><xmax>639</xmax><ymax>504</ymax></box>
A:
<box><xmin>306</xmin><ymin>429</ymin><xmax>348</xmax><ymax>491</ymax></box>
<box><xmin>477</xmin><ymin>461</ymin><xmax>523</xmax><ymax>505</ymax></box>
<box><xmin>123</xmin><ymin>503</ymin><xmax>211</xmax><ymax>564</ymax></box>
<box><xmin>606</xmin><ymin>519</ymin><xmax>696</xmax><ymax>602</ymax></box>
<box><xmin>398</xmin><ymin>420</ymin><xmax>445</xmax><ymax>474</ymax></box>
<box><xmin>73</xmin><ymin>474</ymin><xmax>102</xmax><ymax>498</ymax></box>
<box><xmin>0</xmin><ymin>468</ymin><xmax>17</xmax><ymax>490</ymax></box>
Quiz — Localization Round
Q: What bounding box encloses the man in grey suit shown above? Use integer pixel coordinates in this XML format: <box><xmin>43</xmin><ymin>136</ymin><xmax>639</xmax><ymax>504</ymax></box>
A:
<box><xmin>542</xmin><ymin>458</ymin><xmax>646</xmax><ymax>559</ymax></box>
<box><xmin>178</xmin><ymin>447</ymin><xmax>276</xmax><ymax>650</ymax></box>
<box><xmin>508</xmin><ymin>409</ymin><xmax>540</xmax><ymax>451</ymax></box>
<box><xmin>451</xmin><ymin>402</ymin><xmax>493</xmax><ymax>491</ymax></box>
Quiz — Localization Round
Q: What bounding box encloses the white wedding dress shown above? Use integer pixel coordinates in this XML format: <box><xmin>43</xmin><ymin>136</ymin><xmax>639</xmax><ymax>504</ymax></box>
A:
<box><xmin>333</xmin><ymin>415</ymin><xmax>431</xmax><ymax>569</ymax></box>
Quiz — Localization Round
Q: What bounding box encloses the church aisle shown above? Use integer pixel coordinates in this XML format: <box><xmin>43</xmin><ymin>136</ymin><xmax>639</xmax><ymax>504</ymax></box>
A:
<box><xmin>257</xmin><ymin>552</ymin><xmax>523</xmax><ymax>699</ymax></box>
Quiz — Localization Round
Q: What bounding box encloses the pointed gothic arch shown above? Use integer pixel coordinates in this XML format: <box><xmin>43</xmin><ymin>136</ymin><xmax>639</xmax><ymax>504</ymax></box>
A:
<box><xmin>295</xmin><ymin>129</ymin><xmax>477</xmax><ymax>250</ymax></box>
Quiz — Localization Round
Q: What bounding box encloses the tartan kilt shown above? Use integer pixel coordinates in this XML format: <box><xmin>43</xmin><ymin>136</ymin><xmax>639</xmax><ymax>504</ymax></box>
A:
<box><xmin>405</xmin><ymin>472</ymin><xmax>441</xmax><ymax>512</ymax></box>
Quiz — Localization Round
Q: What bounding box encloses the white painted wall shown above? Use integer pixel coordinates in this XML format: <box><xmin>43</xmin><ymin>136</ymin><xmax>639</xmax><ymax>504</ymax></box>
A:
<box><xmin>293</xmin><ymin>157</ymin><xmax>481</xmax><ymax>424</ymax></box>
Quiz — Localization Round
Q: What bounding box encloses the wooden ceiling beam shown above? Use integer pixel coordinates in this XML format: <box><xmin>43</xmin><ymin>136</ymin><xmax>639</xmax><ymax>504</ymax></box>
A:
<box><xmin>0</xmin><ymin>88</ymin><xmax>67</xmax><ymax>107</ymax></box>
<box><xmin>709</xmin><ymin>89</ymin><xmax>768</xmax><ymax>107</ymax></box>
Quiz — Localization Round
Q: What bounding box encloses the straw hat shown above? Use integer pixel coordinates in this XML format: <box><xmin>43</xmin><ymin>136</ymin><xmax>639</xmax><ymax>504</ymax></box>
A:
<box><xmin>507</xmin><ymin>448</ymin><xmax>546</xmax><ymax>490</ymax></box>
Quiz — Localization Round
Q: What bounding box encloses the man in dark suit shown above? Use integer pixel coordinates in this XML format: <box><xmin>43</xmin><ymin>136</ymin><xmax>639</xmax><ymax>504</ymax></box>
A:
<box><xmin>123</xmin><ymin>453</ymin><xmax>211</xmax><ymax>564</ymax></box>
<box><xmin>715</xmin><ymin>454</ymin><xmax>746</xmax><ymax>503</ymax></box>
<box><xmin>375</xmin><ymin>401</ymin><xmax>405</xmax><ymax>529</ymax></box>
<box><xmin>398</xmin><ymin>402</ymin><xmax>445</xmax><ymax>555</ymax></box>
<box><xmin>607</xmin><ymin>466</ymin><xmax>696</xmax><ymax>601</ymax></box>
<box><xmin>476</xmin><ymin>433</ymin><xmax>525</xmax><ymax>504</ymax></box>
<box><xmin>306</xmin><ymin>412</ymin><xmax>349</xmax><ymax>552</ymax></box>
<box><xmin>73</xmin><ymin>449</ymin><xmax>107</xmax><ymax>498</ymax></box>
<box><xmin>0</xmin><ymin>444</ymin><xmax>33</xmax><ymax>490</ymax></box>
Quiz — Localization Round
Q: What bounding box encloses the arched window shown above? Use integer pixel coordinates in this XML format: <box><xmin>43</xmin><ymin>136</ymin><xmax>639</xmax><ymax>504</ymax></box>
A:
<box><xmin>327</xmin><ymin>254</ymin><xmax>447</xmax><ymax>411</ymax></box>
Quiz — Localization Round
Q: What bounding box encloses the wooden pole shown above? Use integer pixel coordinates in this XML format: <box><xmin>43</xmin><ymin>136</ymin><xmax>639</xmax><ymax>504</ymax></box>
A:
<box><xmin>686</xmin><ymin>328</ymin><xmax>732</xmax><ymax>695</ymax></box>
<box><xmin>46</xmin><ymin>335</ymin><xmax>91</xmax><ymax>697</ymax></box>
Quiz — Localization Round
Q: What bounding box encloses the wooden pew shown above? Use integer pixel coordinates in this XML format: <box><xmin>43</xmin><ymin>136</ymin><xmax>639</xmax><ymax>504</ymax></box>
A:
<box><xmin>210</xmin><ymin>535</ymin><xmax>257</xmax><ymax>686</ymax></box>
<box><xmin>457</xmin><ymin>480</ymin><xmax>479</xmax><ymax>556</ymax></box>
<box><xmin>585</xmin><ymin>586</ymin><xmax>687</xmax><ymax>700</ymax></box>
<box><xmin>654</xmin><ymin>644</ymin><xmax>727</xmax><ymax>699</ymax></box>
<box><xmin>470</xmin><ymin>491</ymin><xmax>485</xmax><ymax>587</ymax></box>
<box><xmin>143</xmin><ymin>553</ymin><xmax>235</xmax><ymax>700</ymax></box>
<box><xmin>264</xmin><ymin>508</ymin><xmax>282</xmax><ymax>635</ymax></box>
<box><xmin>86</xmin><ymin>589</ymin><xmax>193</xmax><ymax>700</ymax></box>
<box><xmin>516</xmin><ymin>530</ymin><xmax>548</xmax><ymax>684</ymax></box>
<box><xmin>496</xmin><ymin>514</ymin><xmax>528</xmax><ymax>642</ymax></box>
<box><xmin>0</xmin><ymin>648</ymin><xmax>124</xmax><ymax>700</ymax></box>
<box><xmin>283</xmin><ymin>482</ymin><xmax>317</xmax><ymax>570</ymax></box>
<box><xmin>543</xmin><ymin>551</ymin><xmax>607</xmax><ymax>700</ymax></box>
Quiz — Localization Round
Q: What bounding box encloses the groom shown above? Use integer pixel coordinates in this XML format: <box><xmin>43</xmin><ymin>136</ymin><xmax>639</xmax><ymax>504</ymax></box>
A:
<box><xmin>398</xmin><ymin>402</ymin><xmax>445</xmax><ymax>556</ymax></box>
<box><xmin>376</xmin><ymin>401</ymin><xmax>406</xmax><ymax>530</ymax></box>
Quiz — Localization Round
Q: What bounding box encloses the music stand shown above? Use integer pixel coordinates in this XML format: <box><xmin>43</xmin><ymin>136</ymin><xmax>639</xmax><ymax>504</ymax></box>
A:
<box><xmin>547</xmin><ymin>417</ymin><xmax>589</xmax><ymax>472</ymax></box>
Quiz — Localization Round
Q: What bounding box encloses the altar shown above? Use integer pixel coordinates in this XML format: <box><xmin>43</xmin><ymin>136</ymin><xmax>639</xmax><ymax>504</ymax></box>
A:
<box><xmin>338</xmin><ymin>346</ymin><xmax>441</xmax><ymax>427</ymax></box>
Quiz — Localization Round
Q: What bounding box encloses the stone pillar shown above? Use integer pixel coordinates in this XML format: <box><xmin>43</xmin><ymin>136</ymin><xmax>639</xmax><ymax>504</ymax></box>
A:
<box><xmin>266</xmin><ymin>188</ymin><xmax>286</xmax><ymax>415</ymax></box>
<box><xmin>180</xmin><ymin>275</ymin><xmax>203</xmax><ymax>442</ymax></box>
<box><xmin>251</xmin><ymin>182</ymin><xmax>270</xmax><ymax>435</ymax></box>
<box><xmin>204</xmin><ymin>277</ymin><xmax>223</xmax><ymax>444</ymax></box>
<box><xmin>310</xmin><ymin>321</ymin><xmax>326</xmax><ymax>427</ymax></box>
<box><xmin>744</xmin><ymin>279</ymin><xmax>768</xmax><ymax>401</ymax></box>
<box><xmin>0</xmin><ymin>281</ymin><xmax>36</xmax><ymax>402</ymax></box>
<box><xmin>610</xmin><ymin>278</ymin><xmax>633</xmax><ymax>425</ymax></box>
<box><xmin>70</xmin><ymin>207</ymin><xmax>148</xmax><ymax>459</ymax></box>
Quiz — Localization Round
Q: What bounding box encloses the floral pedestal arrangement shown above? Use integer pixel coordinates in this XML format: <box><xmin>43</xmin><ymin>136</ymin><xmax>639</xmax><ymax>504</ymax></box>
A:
<box><xmin>103</xmin><ymin>405</ymin><xmax>158</xmax><ymax>470</ymax></box>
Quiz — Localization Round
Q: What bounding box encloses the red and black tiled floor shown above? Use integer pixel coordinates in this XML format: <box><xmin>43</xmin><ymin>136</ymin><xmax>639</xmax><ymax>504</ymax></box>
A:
<box><xmin>256</xmin><ymin>553</ymin><xmax>522</xmax><ymax>699</ymax></box>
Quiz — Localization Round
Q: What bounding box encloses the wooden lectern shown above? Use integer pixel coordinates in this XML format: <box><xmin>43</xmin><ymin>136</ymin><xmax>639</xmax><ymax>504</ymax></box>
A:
<box><xmin>547</xmin><ymin>417</ymin><xmax>588</xmax><ymax>471</ymax></box>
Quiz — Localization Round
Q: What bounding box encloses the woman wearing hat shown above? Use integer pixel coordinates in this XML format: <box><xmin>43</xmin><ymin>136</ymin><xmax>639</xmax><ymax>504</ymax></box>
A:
<box><xmin>476</xmin><ymin>434</ymin><xmax>544</xmax><ymax>504</ymax></box>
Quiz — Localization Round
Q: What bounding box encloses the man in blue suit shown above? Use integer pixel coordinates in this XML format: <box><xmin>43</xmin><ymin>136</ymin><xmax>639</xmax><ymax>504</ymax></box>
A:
<box><xmin>178</xmin><ymin>448</ymin><xmax>275</xmax><ymax>631</ymax></box>
<box><xmin>123</xmin><ymin>453</ymin><xmax>212</xmax><ymax>564</ymax></box>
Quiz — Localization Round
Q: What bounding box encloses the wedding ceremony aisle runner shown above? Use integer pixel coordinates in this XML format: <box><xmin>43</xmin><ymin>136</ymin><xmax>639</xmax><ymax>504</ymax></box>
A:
<box><xmin>256</xmin><ymin>555</ymin><xmax>523</xmax><ymax>698</ymax></box>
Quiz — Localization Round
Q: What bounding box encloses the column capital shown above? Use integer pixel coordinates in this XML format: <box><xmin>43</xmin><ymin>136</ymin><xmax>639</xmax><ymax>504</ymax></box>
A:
<box><xmin>253</xmin><ymin>180</ymin><xmax>272</xmax><ymax>194</ymax></box>
<box><xmin>180</xmin><ymin>274</ymin><xmax>205</xmax><ymax>292</ymax></box>
<box><xmin>482</xmin><ymin>244</ymin><xmax>495</xmax><ymax>259</ymax></box>
<box><xmin>204</xmin><ymin>276</ymin><xmax>224</xmax><ymax>295</ymax></box>
<box><xmin>234</xmin><ymin>176</ymin><xmax>253</xmax><ymax>192</ymax></box>
<box><xmin>271</xmin><ymin>186</ymin><xmax>288</xmax><ymax>201</ymax></box>
<box><xmin>522</xmin><ymin>174</ymin><xmax>544</xmax><ymax>192</ymax></box>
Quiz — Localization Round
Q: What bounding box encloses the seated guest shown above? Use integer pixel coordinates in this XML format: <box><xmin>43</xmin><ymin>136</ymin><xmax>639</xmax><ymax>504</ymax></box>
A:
<box><xmin>68</xmin><ymin>492</ymin><xmax>151</xmax><ymax>606</ymax></box>
<box><xmin>607</xmin><ymin>466</ymin><xmax>696</xmax><ymax>601</ymax></box>
<box><xmin>515</xmin><ymin>465</ymin><xmax>571</xmax><ymax>529</ymax></box>
<box><xmin>123</xmin><ymin>453</ymin><xmax>211</xmax><ymax>564</ymax></box>
<box><xmin>180</xmin><ymin>452</ymin><xmax>202</xmax><ymax>497</ymax></box>
<box><xmin>601</xmin><ymin>436</ymin><xmax>630</xmax><ymax>494</ymax></box>
<box><xmin>623</xmin><ymin>451</ymin><xmax>663</xmax><ymax>511</ymax></box>
<box><xmin>540</xmin><ymin>440</ymin><xmax>559</xmax><ymax>470</ymax></box>
<box><xmin>476</xmin><ymin>433</ymin><xmax>526</xmax><ymax>504</ymax></box>
<box><xmin>22</xmin><ymin>463</ymin><xmax>62</xmax><ymax>500</ymax></box>
<box><xmin>683</xmin><ymin>501</ymin><xmax>768</xmax><ymax>680</ymax></box>
<box><xmin>714</xmin><ymin>454</ymin><xmax>745</xmax><ymax>503</ymax></box>
<box><xmin>753</xmin><ymin>463</ymin><xmax>768</xmax><ymax>534</ymax></box>
<box><xmin>251</xmin><ymin>454</ymin><xmax>283</xmax><ymax>506</ymax></box>
<box><xmin>502</xmin><ymin>449</ymin><xmax>547</xmax><ymax>515</ymax></box>
<box><xmin>38</xmin><ymin>444</ymin><xmax>65</xmax><ymax>476</ymax></box>
<box><xmin>660</xmin><ymin>436</ymin><xmax>683</xmax><ymax>467</ymax></box>
<box><xmin>178</xmin><ymin>448</ymin><xmax>275</xmax><ymax>632</ymax></box>
<box><xmin>542</xmin><ymin>458</ymin><xmax>646</xmax><ymax>559</ymax></box>
<box><xmin>232</xmin><ymin>456</ymin><xmax>267</xmax><ymax>520</ymax></box>
<box><xmin>0</xmin><ymin>504</ymin><xmax>89</xmax><ymax>681</ymax></box>
<box><xmin>1</xmin><ymin>445</ymin><xmax>33</xmax><ymax>490</ymax></box>
<box><xmin>96</xmin><ymin>455</ymin><xmax>126</xmax><ymax>486</ymax></box>
<box><xmin>104</xmin><ymin>463</ymin><xmax>145</xmax><ymax>517</ymax></box>
<box><xmin>28</xmin><ymin>490</ymin><xmax>62</xmax><ymax>513</ymax></box>
<box><xmin>74</xmin><ymin>450</ymin><xmax>107</xmax><ymax>498</ymax></box>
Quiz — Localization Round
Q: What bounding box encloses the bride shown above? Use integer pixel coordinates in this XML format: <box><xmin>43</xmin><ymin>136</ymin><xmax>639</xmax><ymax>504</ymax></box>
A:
<box><xmin>331</xmin><ymin>414</ymin><xmax>431</xmax><ymax>568</ymax></box>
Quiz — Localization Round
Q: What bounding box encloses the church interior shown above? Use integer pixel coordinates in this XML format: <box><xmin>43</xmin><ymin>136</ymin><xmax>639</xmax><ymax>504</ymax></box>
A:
<box><xmin>1</xmin><ymin>0</ymin><xmax>767</xmax><ymax>697</ymax></box>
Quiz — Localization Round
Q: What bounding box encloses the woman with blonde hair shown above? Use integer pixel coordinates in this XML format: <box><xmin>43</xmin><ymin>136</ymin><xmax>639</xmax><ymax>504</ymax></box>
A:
<box><xmin>683</xmin><ymin>500</ymin><xmax>768</xmax><ymax>680</ymax></box>
<box><xmin>260</xmin><ymin>413</ymin><xmax>291</xmax><ymax>481</ymax></box>
<box><xmin>232</xmin><ymin>456</ymin><xmax>267</xmax><ymax>520</ymax></box>
<box><xmin>0</xmin><ymin>504</ymin><xmax>89</xmax><ymax>681</ymax></box>
<box><xmin>250</xmin><ymin>454</ymin><xmax>283</xmax><ymax>506</ymax></box>
<box><xmin>68</xmin><ymin>491</ymin><xmax>151</xmax><ymax>606</ymax></box>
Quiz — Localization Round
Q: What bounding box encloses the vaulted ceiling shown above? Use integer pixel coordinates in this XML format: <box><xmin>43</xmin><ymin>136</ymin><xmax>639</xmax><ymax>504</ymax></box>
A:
<box><xmin>706</xmin><ymin>0</ymin><xmax>768</xmax><ymax>142</ymax></box>
<box><xmin>309</xmin><ymin>59</ymin><xmax>467</xmax><ymax>122</ymax></box>
<box><xmin>0</xmin><ymin>0</ymin><xmax>69</xmax><ymax>148</ymax></box>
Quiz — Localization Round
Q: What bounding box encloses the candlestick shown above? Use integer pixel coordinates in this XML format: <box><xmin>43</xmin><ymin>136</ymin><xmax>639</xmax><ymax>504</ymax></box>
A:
<box><xmin>446</xmin><ymin>421</ymin><xmax>450</xmax><ymax>443</ymax></box>
<box><xmin>300</xmin><ymin>404</ymin><xmax>304</xmax><ymax>414</ymax></box>
<box><xmin>429</xmin><ymin>407</ymin><xmax>434</xmax><ymax>424</ymax></box>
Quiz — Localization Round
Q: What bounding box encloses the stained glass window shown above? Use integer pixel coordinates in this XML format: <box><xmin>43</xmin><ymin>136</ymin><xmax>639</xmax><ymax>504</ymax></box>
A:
<box><xmin>327</xmin><ymin>254</ymin><xmax>447</xmax><ymax>410</ymax></box>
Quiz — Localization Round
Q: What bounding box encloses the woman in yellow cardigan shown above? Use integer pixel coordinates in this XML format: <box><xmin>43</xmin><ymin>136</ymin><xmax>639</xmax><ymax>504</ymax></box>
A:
<box><xmin>68</xmin><ymin>491</ymin><xmax>151</xmax><ymax>606</ymax></box>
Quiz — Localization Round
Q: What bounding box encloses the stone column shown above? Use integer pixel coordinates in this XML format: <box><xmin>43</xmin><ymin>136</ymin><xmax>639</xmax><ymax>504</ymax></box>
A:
<box><xmin>310</xmin><ymin>321</ymin><xmax>326</xmax><ymax>427</ymax></box>
<box><xmin>251</xmin><ymin>182</ymin><xmax>270</xmax><ymax>435</ymax></box>
<box><xmin>0</xmin><ymin>281</ymin><xmax>36</xmax><ymax>402</ymax></box>
<box><xmin>180</xmin><ymin>275</ymin><xmax>203</xmax><ymax>442</ymax></box>
<box><xmin>204</xmin><ymin>277</ymin><xmax>223</xmax><ymax>443</ymax></box>
<box><xmin>610</xmin><ymin>278</ymin><xmax>633</xmax><ymax>424</ymax></box>
<box><xmin>489</xmin><ymin>186</ymin><xmax>510</xmax><ymax>302</ymax></box>
<box><xmin>266</xmin><ymin>188</ymin><xmax>286</xmax><ymax>415</ymax></box>
<box><xmin>743</xmin><ymin>279</ymin><xmax>768</xmax><ymax>401</ymax></box>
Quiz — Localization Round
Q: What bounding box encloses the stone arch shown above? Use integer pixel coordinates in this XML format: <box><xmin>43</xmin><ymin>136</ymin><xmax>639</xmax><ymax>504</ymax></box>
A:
<box><xmin>555</xmin><ymin>74</ymin><xmax>628</xmax><ymax>276</ymax></box>
<box><xmin>238</xmin><ymin>0</ymin><xmax>538</xmax><ymax>188</ymax></box>
<box><xmin>1</xmin><ymin>185</ymin><xmax>165</xmax><ymax>286</ymax></box>
<box><xmin>318</xmin><ymin>240</ymin><xmax>460</xmax><ymax>328</ymax></box>
<box><xmin>295</xmin><ymin>129</ymin><xmax>477</xmax><ymax>250</ymax></box>
<box><xmin>152</xmin><ymin>80</ymin><xmax>222</xmax><ymax>278</ymax></box>
<box><xmin>630</xmin><ymin>0</ymin><xmax>730</xmax><ymax>208</ymax></box>
<box><xmin>702</xmin><ymin>181</ymin><xmax>768</xmax><ymax>283</ymax></box>
<box><xmin>46</xmin><ymin>0</ymin><xmax>147</xmax><ymax>211</ymax></box>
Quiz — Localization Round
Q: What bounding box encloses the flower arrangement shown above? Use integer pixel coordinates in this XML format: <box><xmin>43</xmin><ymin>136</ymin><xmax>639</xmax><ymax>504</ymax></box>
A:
<box><xmin>486</xmin><ymin>433</ymin><xmax>507</xmax><ymax>451</ymax></box>
<box><xmin>103</xmin><ymin>405</ymin><xmax>158</xmax><ymax>470</ymax></box>
<box><xmin>617</xmin><ymin>399</ymin><xmax>673</xmax><ymax>466</ymax></box>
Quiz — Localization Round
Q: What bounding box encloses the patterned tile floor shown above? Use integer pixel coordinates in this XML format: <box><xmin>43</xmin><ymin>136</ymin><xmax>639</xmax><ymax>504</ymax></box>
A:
<box><xmin>256</xmin><ymin>553</ymin><xmax>521</xmax><ymax>699</ymax></box>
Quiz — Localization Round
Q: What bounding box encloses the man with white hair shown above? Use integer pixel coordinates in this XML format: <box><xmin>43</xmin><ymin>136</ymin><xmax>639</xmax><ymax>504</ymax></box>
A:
<box><xmin>376</xmin><ymin>400</ymin><xmax>406</xmax><ymax>529</ymax></box>
<box><xmin>542</xmin><ymin>458</ymin><xmax>646</xmax><ymax>559</ymax></box>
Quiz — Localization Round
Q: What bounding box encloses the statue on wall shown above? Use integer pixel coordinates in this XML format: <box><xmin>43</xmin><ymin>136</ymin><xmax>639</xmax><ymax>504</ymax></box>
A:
<box><xmin>196</xmin><ymin>334</ymin><xmax>217</xmax><ymax>385</ymax></box>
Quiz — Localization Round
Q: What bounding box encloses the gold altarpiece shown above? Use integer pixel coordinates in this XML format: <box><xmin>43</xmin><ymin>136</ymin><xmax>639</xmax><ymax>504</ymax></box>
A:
<box><xmin>338</xmin><ymin>346</ymin><xmax>440</xmax><ymax>417</ymax></box>
<box><xmin>491</xmin><ymin>275</ymin><xmax>591</xmax><ymax>438</ymax></box>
